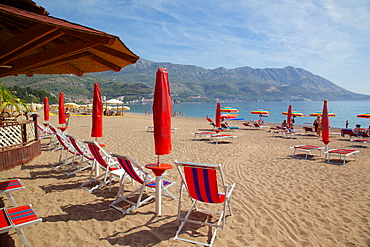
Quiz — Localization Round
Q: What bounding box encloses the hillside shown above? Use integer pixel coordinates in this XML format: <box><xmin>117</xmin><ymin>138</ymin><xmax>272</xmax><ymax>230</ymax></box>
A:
<box><xmin>2</xmin><ymin>59</ymin><xmax>369</xmax><ymax>102</ymax></box>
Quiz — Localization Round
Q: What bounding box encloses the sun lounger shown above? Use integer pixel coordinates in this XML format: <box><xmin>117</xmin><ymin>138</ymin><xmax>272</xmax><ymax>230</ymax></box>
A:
<box><xmin>0</xmin><ymin>179</ymin><xmax>24</xmax><ymax>206</ymax></box>
<box><xmin>221</xmin><ymin>123</ymin><xmax>239</xmax><ymax>131</ymax></box>
<box><xmin>192</xmin><ymin>132</ymin><xmax>217</xmax><ymax>140</ymax></box>
<box><xmin>290</xmin><ymin>145</ymin><xmax>324</xmax><ymax>159</ymax></box>
<box><xmin>174</xmin><ymin>161</ymin><xmax>235</xmax><ymax>247</ymax></box>
<box><xmin>351</xmin><ymin>138</ymin><xmax>370</xmax><ymax>148</ymax></box>
<box><xmin>0</xmin><ymin>204</ymin><xmax>42</xmax><ymax>247</ymax></box>
<box><xmin>253</xmin><ymin>122</ymin><xmax>269</xmax><ymax>129</ymax></box>
<box><xmin>325</xmin><ymin>149</ymin><xmax>359</xmax><ymax>165</ymax></box>
<box><xmin>210</xmin><ymin>134</ymin><xmax>237</xmax><ymax>144</ymax></box>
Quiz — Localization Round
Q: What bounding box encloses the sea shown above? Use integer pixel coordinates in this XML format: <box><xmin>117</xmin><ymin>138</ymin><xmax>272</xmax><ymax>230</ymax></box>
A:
<box><xmin>128</xmin><ymin>101</ymin><xmax>370</xmax><ymax>129</ymax></box>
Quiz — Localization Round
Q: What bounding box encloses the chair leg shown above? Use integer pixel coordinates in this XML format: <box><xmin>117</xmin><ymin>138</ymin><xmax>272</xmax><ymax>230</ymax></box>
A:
<box><xmin>16</xmin><ymin>228</ymin><xmax>31</xmax><ymax>247</ymax></box>
<box><xmin>5</xmin><ymin>192</ymin><xmax>18</xmax><ymax>207</ymax></box>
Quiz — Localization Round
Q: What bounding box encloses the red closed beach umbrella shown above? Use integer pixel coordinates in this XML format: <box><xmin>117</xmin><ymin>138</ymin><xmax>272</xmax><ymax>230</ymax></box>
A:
<box><xmin>216</xmin><ymin>102</ymin><xmax>221</xmax><ymax>129</ymax></box>
<box><xmin>321</xmin><ymin>100</ymin><xmax>331</xmax><ymax>156</ymax></box>
<box><xmin>153</xmin><ymin>68</ymin><xmax>172</xmax><ymax>159</ymax></box>
<box><xmin>58</xmin><ymin>92</ymin><xmax>66</xmax><ymax>125</ymax></box>
<box><xmin>287</xmin><ymin>105</ymin><xmax>292</xmax><ymax>125</ymax></box>
<box><xmin>43</xmin><ymin>97</ymin><xmax>49</xmax><ymax>122</ymax></box>
<box><xmin>91</xmin><ymin>83</ymin><xmax>103</xmax><ymax>139</ymax></box>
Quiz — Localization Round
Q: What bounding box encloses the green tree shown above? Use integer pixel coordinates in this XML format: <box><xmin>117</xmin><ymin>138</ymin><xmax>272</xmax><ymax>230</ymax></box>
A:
<box><xmin>0</xmin><ymin>82</ymin><xmax>28</xmax><ymax>115</ymax></box>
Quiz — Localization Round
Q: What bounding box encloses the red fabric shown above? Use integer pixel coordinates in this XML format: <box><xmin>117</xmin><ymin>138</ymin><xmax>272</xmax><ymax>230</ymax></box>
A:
<box><xmin>58</xmin><ymin>92</ymin><xmax>66</xmax><ymax>124</ymax></box>
<box><xmin>43</xmin><ymin>97</ymin><xmax>49</xmax><ymax>121</ymax></box>
<box><xmin>0</xmin><ymin>179</ymin><xmax>22</xmax><ymax>191</ymax></box>
<box><xmin>0</xmin><ymin>209</ymin><xmax>10</xmax><ymax>228</ymax></box>
<box><xmin>91</xmin><ymin>83</ymin><xmax>103</xmax><ymax>138</ymax></box>
<box><xmin>287</xmin><ymin>105</ymin><xmax>292</xmax><ymax>125</ymax></box>
<box><xmin>152</xmin><ymin>68</ymin><xmax>172</xmax><ymax>155</ymax></box>
<box><xmin>216</xmin><ymin>102</ymin><xmax>221</xmax><ymax>128</ymax></box>
<box><xmin>321</xmin><ymin>100</ymin><xmax>331</xmax><ymax>145</ymax></box>
<box><xmin>7</xmin><ymin>205</ymin><xmax>38</xmax><ymax>225</ymax></box>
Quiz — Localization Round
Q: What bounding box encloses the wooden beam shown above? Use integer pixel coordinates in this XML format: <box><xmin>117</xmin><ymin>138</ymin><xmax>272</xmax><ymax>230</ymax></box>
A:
<box><xmin>0</xmin><ymin>29</ymin><xmax>64</xmax><ymax>66</ymax></box>
<box><xmin>61</xmin><ymin>29</ymin><xmax>115</xmax><ymax>45</ymax></box>
<box><xmin>87</xmin><ymin>55</ymin><xmax>121</xmax><ymax>72</ymax></box>
<box><xmin>92</xmin><ymin>44</ymin><xmax>139</xmax><ymax>63</ymax></box>
<box><xmin>61</xmin><ymin>63</ymin><xmax>85</xmax><ymax>76</ymax></box>
<box><xmin>0</xmin><ymin>24</ymin><xmax>58</xmax><ymax>60</ymax></box>
<box><xmin>0</xmin><ymin>40</ymin><xmax>98</xmax><ymax>77</ymax></box>
<box><xmin>27</xmin><ymin>52</ymin><xmax>93</xmax><ymax>72</ymax></box>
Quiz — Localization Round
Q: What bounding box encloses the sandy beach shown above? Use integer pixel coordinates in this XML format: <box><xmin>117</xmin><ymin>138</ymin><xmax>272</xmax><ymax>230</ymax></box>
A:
<box><xmin>1</xmin><ymin>113</ymin><xmax>369</xmax><ymax>247</ymax></box>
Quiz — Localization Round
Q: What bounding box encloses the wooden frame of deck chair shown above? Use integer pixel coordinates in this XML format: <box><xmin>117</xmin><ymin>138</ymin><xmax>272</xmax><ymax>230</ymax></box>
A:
<box><xmin>64</xmin><ymin>135</ymin><xmax>94</xmax><ymax>177</ymax></box>
<box><xmin>0</xmin><ymin>204</ymin><xmax>42</xmax><ymax>247</ymax></box>
<box><xmin>81</xmin><ymin>141</ymin><xmax>128</xmax><ymax>193</ymax></box>
<box><xmin>109</xmin><ymin>154</ymin><xmax>176</xmax><ymax>215</ymax></box>
<box><xmin>174</xmin><ymin>160</ymin><xmax>236</xmax><ymax>247</ymax></box>
<box><xmin>0</xmin><ymin>179</ymin><xmax>24</xmax><ymax>206</ymax></box>
<box><xmin>51</xmin><ymin>133</ymin><xmax>80</xmax><ymax>170</ymax></box>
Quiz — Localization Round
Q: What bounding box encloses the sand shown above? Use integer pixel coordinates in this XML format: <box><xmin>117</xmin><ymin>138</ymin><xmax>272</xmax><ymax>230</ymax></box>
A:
<box><xmin>1</xmin><ymin>113</ymin><xmax>369</xmax><ymax>247</ymax></box>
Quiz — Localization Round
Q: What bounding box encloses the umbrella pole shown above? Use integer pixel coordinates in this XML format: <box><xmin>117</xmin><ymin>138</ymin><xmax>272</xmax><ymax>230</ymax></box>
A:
<box><xmin>95</xmin><ymin>137</ymin><xmax>99</xmax><ymax>177</ymax></box>
<box><xmin>156</xmin><ymin>155</ymin><xmax>162</xmax><ymax>215</ymax></box>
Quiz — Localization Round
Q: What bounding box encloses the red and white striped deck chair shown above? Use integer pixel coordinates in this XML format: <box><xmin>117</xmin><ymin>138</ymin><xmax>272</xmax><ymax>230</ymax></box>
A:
<box><xmin>37</xmin><ymin>123</ymin><xmax>56</xmax><ymax>147</ymax></box>
<box><xmin>0</xmin><ymin>179</ymin><xmax>24</xmax><ymax>206</ymax></box>
<box><xmin>109</xmin><ymin>154</ymin><xmax>176</xmax><ymax>215</ymax></box>
<box><xmin>64</xmin><ymin>135</ymin><xmax>94</xmax><ymax>177</ymax></box>
<box><xmin>0</xmin><ymin>204</ymin><xmax>42</xmax><ymax>247</ymax></box>
<box><xmin>52</xmin><ymin>133</ymin><xmax>80</xmax><ymax>170</ymax></box>
<box><xmin>44</xmin><ymin>123</ymin><xmax>68</xmax><ymax>151</ymax></box>
<box><xmin>174</xmin><ymin>161</ymin><xmax>236</xmax><ymax>247</ymax></box>
<box><xmin>81</xmin><ymin>141</ymin><xmax>128</xmax><ymax>193</ymax></box>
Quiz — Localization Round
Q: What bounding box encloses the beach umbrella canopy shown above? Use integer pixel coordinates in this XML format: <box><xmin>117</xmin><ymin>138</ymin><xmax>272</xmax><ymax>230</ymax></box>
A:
<box><xmin>310</xmin><ymin>111</ymin><xmax>336</xmax><ymax>117</ymax></box>
<box><xmin>251</xmin><ymin>109</ymin><xmax>270</xmax><ymax>122</ymax></box>
<box><xmin>251</xmin><ymin>109</ymin><xmax>270</xmax><ymax>115</ymax></box>
<box><xmin>282</xmin><ymin>111</ymin><xmax>306</xmax><ymax>117</ymax></box>
<box><xmin>43</xmin><ymin>97</ymin><xmax>49</xmax><ymax>122</ymax></box>
<box><xmin>58</xmin><ymin>92</ymin><xmax>66</xmax><ymax>125</ymax></box>
<box><xmin>357</xmin><ymin>113</ymin><xmax>370</xmax><ymax>119</ymax></box>
<box><xmin>152</xmin><ymin>68</ymin><xmax>172</xmax><ymax>158</ymax></box>
<box><xmin>321</xmin><ymin>100</ymin><xmax>331</xmax><ymax>153</ymax></box>
<box><xmin>220</xmin><ymin>107</ymin><xmax>239</xmax><ymax>113</ymax></box>
<box><xmin>91</xmin><ymin>83</ymin><xmax>103</xmax><ymax>138</ymax></box>
<box><xmin>65</xmin><ymin>102</ymin><xmax>79</xmax><ymax>109</ymax></box>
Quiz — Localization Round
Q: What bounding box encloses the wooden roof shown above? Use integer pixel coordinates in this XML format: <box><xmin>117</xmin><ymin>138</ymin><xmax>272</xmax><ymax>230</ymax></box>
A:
<box><xmin>0</xmin><ymin>2</ymin><xmax>139</xmax><ymax>77</ymax></box>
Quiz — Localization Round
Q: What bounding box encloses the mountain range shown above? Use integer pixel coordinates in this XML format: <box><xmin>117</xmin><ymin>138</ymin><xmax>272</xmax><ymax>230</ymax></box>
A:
<box><xmin>2</xmin><ymin>58</ymin><xmax>369</xmax><ymax>102</ymax></box>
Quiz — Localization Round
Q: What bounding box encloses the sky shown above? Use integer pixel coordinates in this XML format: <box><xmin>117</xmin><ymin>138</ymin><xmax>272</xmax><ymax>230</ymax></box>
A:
<box><xmin>36</xmin><ymin>0</ymin><xmax>370</xmax><ymax>95</ymax></box>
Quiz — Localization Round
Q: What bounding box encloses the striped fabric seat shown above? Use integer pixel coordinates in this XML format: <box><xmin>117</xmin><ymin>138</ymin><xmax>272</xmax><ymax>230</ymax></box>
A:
<box><xmin>174</xmin><ymin>161</ymin><xmax>236</xmax><ymax>247</ymax></box>
<box><xmin>0</xmin><ymin>179</ymin><xmax>24</xmax><ymax>206</ymax></box>
<box><xmin>0</xmin><ymin>205</ymin><xmax>42</xmax><ymax>246</ymax></box>
<box><xmin>63</xmin><ymin>135</ymin><xmax>94</xmax><ymax>177</ymax></box>
<box><xmin>81</xmin><ymin>140</ymin><xmax>127</xmax><ymax>193</ymax></box>
<box><xmin>7</xmin><ymin>205</ymin><xmax>39</xmax><ymax>226</ymax></box>
<box><xmin>0</xmin><ymin>179</ymin><xmax>23</xmax><ymax>192</ymax></box>
<box><xmin>109</xmin><ymin>154</ymin><xmax>176</xmax><ymax>215</ymax></box>
<box><xmin>184</xmin><ymin>166</ymin><xmax>225</xmax><ymax>204</ymax></box>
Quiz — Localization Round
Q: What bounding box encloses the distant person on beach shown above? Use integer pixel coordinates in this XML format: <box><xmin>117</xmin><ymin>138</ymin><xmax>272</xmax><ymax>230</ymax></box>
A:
<box><xmin>65</xmin><ymin>108</ymin><xmax>71</xmax><ymax>126</ymax></box>
<box><xmin>314</xmin><ymin>116</ymin><xmax>322</xmax><ymax>137</ymax></box>
<box><xmin>281</xmin><ymin>120</ymin><xmax>288</xmax><ymax>128</ymax></box>
<box><xmin>353</xmin><ymin>124</ymin><xmax>362</xmax><ymax>136</ymax></box>
<box><xmin>345</xmin><ymin>120</ymin><xmax>349</xmax><ymax>129</ymax></box>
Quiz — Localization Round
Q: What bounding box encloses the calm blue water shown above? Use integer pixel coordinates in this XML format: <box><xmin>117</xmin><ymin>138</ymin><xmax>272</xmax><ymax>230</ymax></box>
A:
<box><xmin>128</xmin><ymin>101</ymin><xmax>370</xmax><ymax>128</ymax></box>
